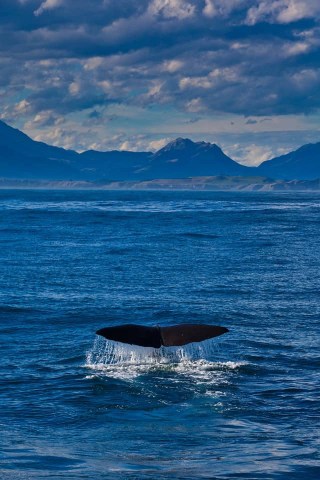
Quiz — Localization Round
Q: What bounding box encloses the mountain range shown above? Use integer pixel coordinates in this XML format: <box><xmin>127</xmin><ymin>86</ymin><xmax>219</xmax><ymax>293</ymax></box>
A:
<box><xmin>0</xmin><ymin>119</ymin><xmax>320</xmax><ymax>182</ymax></box>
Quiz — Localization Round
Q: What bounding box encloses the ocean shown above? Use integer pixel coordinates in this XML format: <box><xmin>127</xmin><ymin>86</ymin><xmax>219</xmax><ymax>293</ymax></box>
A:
<box><xmin>0</xmin><ymin>189</ymin><xmax>319</xmax><ymax>479</ymax></box>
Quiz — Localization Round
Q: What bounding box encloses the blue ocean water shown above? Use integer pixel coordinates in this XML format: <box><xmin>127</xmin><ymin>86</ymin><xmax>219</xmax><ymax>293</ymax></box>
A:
<box><xmin>0</xmin><ymin>189</ymin><xmax>319</xmax><ymax>480</ymax></box>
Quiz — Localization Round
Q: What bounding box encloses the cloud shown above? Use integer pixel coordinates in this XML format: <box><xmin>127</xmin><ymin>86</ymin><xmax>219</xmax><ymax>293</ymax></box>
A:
<box><xmin>1</xmin><ymin>0</ymin><xmax>320</xmax><ymax>155</ymax></box>
<box><xmin>15</xmin><ymin>99</ymin><xmax>31</xmax><ymax>113</ymax></box>
<box><xmin>203</xmin><ymin>0</ymin><xmax>217</xmax><ymax>18</ymax></box>
<box><xmin>246</xmin><ymin>0</ymin><xmax>320</xmax><ymax>25</ymax></box>
<box><xmin>149</xmin><ymin>0</ymin><xmax>196</xmax><ymax>19</ymax></box>
<box><xmin>162</xmin><ymin>59</ymin><xmax>184</xmax><ymax>72</ymax></box>
<box><xmin>203</xmin><ymin>0</ymin><xmax>245</xmax><ymax>18</ymax></box>
<box><xmin>239</xmin><ymin>144</ymin><xmax>274</xmax><ymax>165</ymax></box>
<box><xmin>185</xmin><ymin>98</ymin><xmax>206</xmax><ymax>113</ymax></box>
<box><xmin>147</xmin><ymin>137</ymin><xmax>171</xmax><ymax>150</ymax></box>
<box><xmin>34</xmin><ymin>0</ymin><xmax>63</xmax><ymax>16</ymax></box>
<box><xmin>245</xmin><ymin>119</ymin><xmax>258</xmax><ymax>125</ymax></box>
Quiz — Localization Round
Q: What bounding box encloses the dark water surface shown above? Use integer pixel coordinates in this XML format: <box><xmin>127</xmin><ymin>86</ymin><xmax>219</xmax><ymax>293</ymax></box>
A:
<box><xmin>0</xmin><ymin>190</ymin><xmax>319</xmax><ymax>479</ymax></box>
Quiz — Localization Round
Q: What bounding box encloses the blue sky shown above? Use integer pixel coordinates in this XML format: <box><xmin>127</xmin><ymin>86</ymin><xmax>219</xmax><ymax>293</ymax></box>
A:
<box><xmin>1</xmin><ymin>0</ymin><xmax>320</xmax><ymax>164</ymax></box>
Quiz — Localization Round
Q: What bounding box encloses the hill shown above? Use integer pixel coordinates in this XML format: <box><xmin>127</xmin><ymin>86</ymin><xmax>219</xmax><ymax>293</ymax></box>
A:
<box><xmin>257</xmin><ymin>142</ymin><xmax>320</xmax><ymax>180</ymax></box>
<box><xmin>1</xmin><ymin>120</ymin><xmax>320</xmax><ymax>182</ymax></box>
<box><xmin>0</xmin><ymin>121</ymin><xmax>253</xmax><ymax>180</ymax></box>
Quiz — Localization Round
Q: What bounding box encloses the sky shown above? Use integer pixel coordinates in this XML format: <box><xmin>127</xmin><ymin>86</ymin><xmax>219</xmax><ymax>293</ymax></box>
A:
<box><xmin>1</xmin><ymin>0</ymin><xmax>320</xmax><ymax>165</ymax></box>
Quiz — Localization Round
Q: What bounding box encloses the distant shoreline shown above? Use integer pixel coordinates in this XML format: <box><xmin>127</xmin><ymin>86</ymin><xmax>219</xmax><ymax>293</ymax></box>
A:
<box><xmin>0</xmin><ymin>176</ymin><xmax>320</xmax><ymax>192</ymax></box>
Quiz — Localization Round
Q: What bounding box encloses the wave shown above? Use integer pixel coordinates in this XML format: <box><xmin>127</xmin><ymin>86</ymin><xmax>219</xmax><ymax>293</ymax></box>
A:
<box><xmin>0</xmin><ymin>305</ymin><xmax>39</xmax><ymax>313</ymax></box>
<box><xmin>2</xmin><ymin>198</ymin><xmax>319</xmax><ymax>214</ymax></box>
<box><xmin>180</xmin><ymin>232</ymin><xmax>220</xmax><ymax>239</ymax></box>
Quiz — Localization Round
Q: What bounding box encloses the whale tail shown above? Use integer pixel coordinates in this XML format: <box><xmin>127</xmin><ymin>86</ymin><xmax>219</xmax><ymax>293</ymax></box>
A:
<box><xmin>96</xmin><ymin>323</ymin><xmax>229</xmax><ymax>348</ymax></box>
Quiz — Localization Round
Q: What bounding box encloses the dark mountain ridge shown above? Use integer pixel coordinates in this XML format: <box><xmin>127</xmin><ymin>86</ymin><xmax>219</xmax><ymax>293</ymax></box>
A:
<box><xmin>257</xmin><ymin>142</ymin><xmax>320</xmax><ymax>180</ymax></box>
<box><xmin>143</xmin><ymin>138</ymin><xmax>250</xmax><ymax>178</ymax></box>
<box><xmin>0</xmin><ymin>120</ymin><xmax>80</xmax><ymax>179</ymax></box>
<box><xmin>0</xmin><ymin>120</ymin><xmax>319</xmax><ymax>181</ymax></box>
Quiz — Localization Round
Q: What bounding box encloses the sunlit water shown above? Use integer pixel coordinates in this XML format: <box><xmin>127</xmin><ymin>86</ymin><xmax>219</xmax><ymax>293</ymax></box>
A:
<box><xmin>0</xmin><ymin>190</ymin><xmax>319</xmax><ymax>479</ymax></box>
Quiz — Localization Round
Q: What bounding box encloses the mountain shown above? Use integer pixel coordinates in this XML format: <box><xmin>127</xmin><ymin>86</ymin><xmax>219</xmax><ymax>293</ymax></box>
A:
<box><xmin>257</xmin><ymin>142</ymin><xmax>320</xmax><ymax>180</ymax></box>
<box><xmin>0</xmin><ymin>121</ymin><xmax>253</xmax><ymax>180</ymax></box>
<box><xmin>139</xmin><ymin>138</ymin><xmax>253</xmax><ymax>178</ymax></box>
<box><xmin>0</xmin><ymin>120</ymin><xmax>83</xmax><ymax>179</ymax></box>
<box><xmin>1</xmin><ymin>119</ymin><xmax>320</xmax><ymax>182</ymax></box>
<box><xmin>0</xmin><ymin>120</ymin><xmax>151</xmax><ymax>180</ymax></box>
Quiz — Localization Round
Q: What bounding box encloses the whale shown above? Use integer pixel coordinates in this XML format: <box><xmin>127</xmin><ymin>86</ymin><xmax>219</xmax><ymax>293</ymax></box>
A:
<box><xmin>96</xmin><ymin>324</ymin><xmax>229</xmax><ymax>348</ymax></box>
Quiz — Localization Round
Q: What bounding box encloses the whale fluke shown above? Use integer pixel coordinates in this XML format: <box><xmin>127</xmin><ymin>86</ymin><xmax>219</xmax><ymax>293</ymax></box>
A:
<box><xmin>96</xmin><ymin>324</ymin><xmax>162</xmax><ymax>348</ymax></box>
<box><xmin>96</xmin><ymin>324</ymin><xmax>229</xmax><ymax>348</ymax></box>
<box><xmin>160</xmin><ymin>324</ymin><xmax>229</xmax><ymax>347</ymax></box>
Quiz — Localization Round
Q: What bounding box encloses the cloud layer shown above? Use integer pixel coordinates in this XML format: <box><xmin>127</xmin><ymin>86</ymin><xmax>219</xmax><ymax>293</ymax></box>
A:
<box><xmin>1</xmin><ymin>1</ymin><xmax>320</xmax><ymax>162</ymax></box>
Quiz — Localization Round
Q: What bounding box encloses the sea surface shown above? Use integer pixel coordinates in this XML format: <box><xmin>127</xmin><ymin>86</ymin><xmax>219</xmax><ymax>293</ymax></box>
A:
<box><xmin>0</xmin><ymin>189</ymin><xmax>319</xmax><ymax>479</ymax></box>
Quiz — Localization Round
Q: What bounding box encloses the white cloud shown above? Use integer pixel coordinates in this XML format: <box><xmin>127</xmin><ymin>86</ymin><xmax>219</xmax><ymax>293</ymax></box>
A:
<box><xmin>242</xmin><ymin>145</ymin><xmax>274</xmax><ymax>165</ymax></box>
<box><xmin>291</xmin><ymin>68</ymin><xmax>320</xmax><ymax>90</ymax></box>
<box><xmin>68</xmin><ymin>82</ymin><xmax>80</xmax><ymax>95</ymax></box>
<box><xmin>118</xmin><ymin>140</ymin><xmax>132</xmax><ymax>151</ymax></box>
<box><xmin>203</xmin><ymin>0</ymin><xmax>217</xmax><ymax>18</ymax></box>
<box><xmin>285</xmin><ymin>41</ymin><xmax>310</xmax><ymax>56</ymax></box>
<box><xmin>33</xmin><ymin>125</ymin><xmax>87</xmax><ymax>150</ymax></box>
<box><xmin>149</xmin><ymin>0</ymin><xmax>195</xmax><ymax>19</ymax></box>
<box><xmin>230</xmin><ymin>42</ymin><xmax>250</xmax><ymax>50</ymax></box>
<box><xmin>34</xmin><ymin>0</ymin><xmax>63</xmax><ymax>17</ymax></box>
<box><xmin>179</xmin><ymin>76</ymin><xmax>212</xmax><ymax>89</ymax></box>
<box><xmin>162</xmin><ymin>60</ymin><xmax>184</xmax><ymax>73</ymax></box>
<box><xmin>277</xmin><ymin>0</ymin><xmax>310</xmax><ymax>23</ymax></box>
<box><xmin>185</xmin><ymin>98</ymin><xmax>205</xmax><ymax>112</ymax></box>
<box><xmin>147</xmin><ymin>137</ymin><xmax>171</xmax><ymax>150</ymax></box>
<box><xmin>209</xmin><ymin>67</ymin><xmax>238</xmax><ymax>83</ymax></box>
<box><xmin>179</xmin><ymin>68</ymin><xmax>238</xmax><ymax>90</ymax></box>
<box><xmin>24</xmin><ymin>110</ymin><xmax>64</xmax><ymax>129</ymax></box>
<box><xmin>15</xmin><ymin>99</ymin><xmax>31</xmax><ymax>113</ymax></box>
<box><xmin>246</xmin><ymin>0</ymin><xmax>320</xmax><ymax>25</ymax></box>
<box><xmin>83</xmin><ymin>57</ymin><xmax>105</xmax><ymax>71</ymax></box>
<box><xmin>118</xmin><ymin>134</ymin><xmax>151</xmax><ymax>152</ymax></box>
<box><xmin>146</xmin><ymin>81</ymin><xmax>163</xmax><ymax>99</ymax></box>
<box><xmin>97</xmin><ymin>80</ymin><xmax>112</xmax><ymax>93</ymax></box>
<box><xmin>224</xmin><ymin>143</ymin><xmax>275</xmax><ymax>166</ymax></box>
<box><xmin>246</xmin><ymin>2</ymin><xmax>277</xmax><ymax>25</ymax></box>
<box><xmin>203</xmin><ymin>0</ymin><xmax>245</xmax><ymax>18</ymax></box>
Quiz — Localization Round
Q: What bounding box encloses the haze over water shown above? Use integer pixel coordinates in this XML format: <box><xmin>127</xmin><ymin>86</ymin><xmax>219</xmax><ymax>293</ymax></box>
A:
<box><xmin>0</xmin><ymin>190</ymin><xmax>319</xmax><ymax>479</ymax></box>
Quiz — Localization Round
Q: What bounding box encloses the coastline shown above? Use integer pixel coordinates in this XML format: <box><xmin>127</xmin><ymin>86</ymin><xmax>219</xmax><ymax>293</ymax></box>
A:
<box><xmin>1</xmin><ymin>175</ymin><xmax>320</xmax><ymax>191</ymax></box>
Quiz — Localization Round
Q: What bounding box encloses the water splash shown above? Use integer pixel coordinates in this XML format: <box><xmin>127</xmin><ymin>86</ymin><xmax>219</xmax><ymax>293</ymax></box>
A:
<box><xmin>85</xmin><ymin>336</ymin><xmax>244</xmax><ymax>380</ymax></box>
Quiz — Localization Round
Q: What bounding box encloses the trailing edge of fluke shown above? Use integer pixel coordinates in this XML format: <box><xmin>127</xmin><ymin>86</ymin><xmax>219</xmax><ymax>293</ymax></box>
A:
<box><xmin>95</xmin><ymin>323</ymin><xmax>229</xmax><ymax>349</ymax></box>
